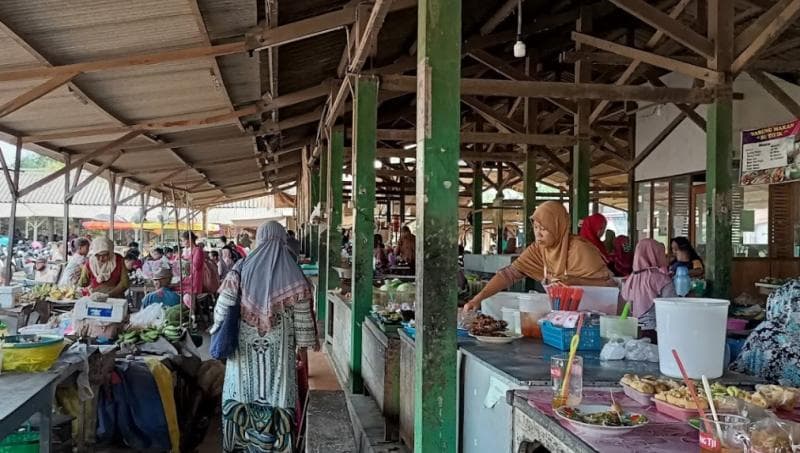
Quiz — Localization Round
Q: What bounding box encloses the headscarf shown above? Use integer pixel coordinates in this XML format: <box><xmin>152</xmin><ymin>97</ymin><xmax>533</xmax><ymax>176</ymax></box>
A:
<box><xmin>512</xmin><ymin>201</ymin><xmax>610</xmax><ymax>283</ymax></box>
<box><xmin>239</xmin><ymin>221</ymin><xmax>313</xmax><ymax>335</ymax></box>
<box><xmin>88</xmin><ymin>237</ymin><xmax>116</xmax><ymax>283</ymax></box>
<box><xmin>609</xmin><ymin>235</ymin><xmax>634</xmax><ymax>276</ymax></box>
<box><xmin>579</xmin><ymin>213</ymin><xmax>609</xmax><ymax>259</ymax></box>
<box><xmin>621</xmin><ymin>239</ymin><xmax>672</xmax><ymax>318</ymax></box>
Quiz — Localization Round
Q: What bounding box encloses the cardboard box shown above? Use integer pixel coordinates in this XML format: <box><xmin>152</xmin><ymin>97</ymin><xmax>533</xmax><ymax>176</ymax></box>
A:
<box><xmin>73</xmin><ymin>297</ymin><xmax>128</xmax><ymax>323</ymax></box>
<box><xmin>0</xmin><ymin>285</ymin><xmax>22</xmax><ymax>308</ymax></box>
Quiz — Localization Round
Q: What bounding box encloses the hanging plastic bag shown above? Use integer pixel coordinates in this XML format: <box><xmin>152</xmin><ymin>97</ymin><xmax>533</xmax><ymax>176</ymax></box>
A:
<box><xmin>129</xmin><ymin>303</ymin><xmax>166</xmax><ymax>329</ymax></box>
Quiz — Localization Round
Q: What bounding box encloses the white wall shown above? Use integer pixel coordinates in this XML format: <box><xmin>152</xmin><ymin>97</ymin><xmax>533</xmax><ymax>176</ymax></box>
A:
<box><xmin>635</xmin><ymin>72</ymin><xmax>800</xmax><ymax>181</ymax></box>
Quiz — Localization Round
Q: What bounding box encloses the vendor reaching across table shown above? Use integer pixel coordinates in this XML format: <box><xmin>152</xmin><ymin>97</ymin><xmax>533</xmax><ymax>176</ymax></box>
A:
<box><xmin>79</xmin><ymin>237</ymin><xmax>129</xmax><ymax>297</ymax></box>
<box><xmin>141</xmin><ymin>268</ymin><xmax>180</xmax><ymax>308</ymax></box>
<box><xmin>464</xmin><ymin>201</ymin><xmax>612</xmax><ymax>312</ymax></box>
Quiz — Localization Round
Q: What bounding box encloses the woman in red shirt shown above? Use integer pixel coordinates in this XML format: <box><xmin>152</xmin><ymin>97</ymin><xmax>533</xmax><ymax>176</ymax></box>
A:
<box><xmin>79</xmin><ymin>237</ymin><xmax>129</xmax><ymax>297</ymax></box>
<box><xmin>180</xmin><ymin>231</ymin><xmax>205</xmax><ymax>306</ymax></box>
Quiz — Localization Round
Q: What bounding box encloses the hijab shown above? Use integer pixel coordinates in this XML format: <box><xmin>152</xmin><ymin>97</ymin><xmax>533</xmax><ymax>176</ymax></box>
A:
<box><xmin>579</xmin><ymin>213</ymin><xmax>609</xmax><ymax>259</ymax></box>
<box><xmin>622</xmin><ymin>239</ymin><xmax>673</xmax><ymax>318</ymax></box>
<box><xmin>609</xmin><ymin>235</ymin><xmax>634</xmax><ymax>276</ymax></box>
<box><xmin>88</xmin><ymin>237</ymin><xmax>116</xmax><ymax>283</ymax></box>
<box><xmin>239</xmin><ymin>221</ymin><xmax>313</xmax><ymax>335</ymax></box>
<box><xmin>513</xmin><ymin>201</ymin><xmax>610</xmax><ymax>283</ymax></box>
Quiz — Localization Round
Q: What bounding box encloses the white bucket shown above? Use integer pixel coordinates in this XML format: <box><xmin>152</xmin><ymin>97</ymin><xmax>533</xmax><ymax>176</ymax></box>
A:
<box><xmin>655</xmin><ymin>298</ymin><xmax>730</xmax><ymax>379</ymax></box>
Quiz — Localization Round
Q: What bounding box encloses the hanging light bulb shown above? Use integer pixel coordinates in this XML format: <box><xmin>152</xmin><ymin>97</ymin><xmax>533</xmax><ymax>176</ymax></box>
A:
<box><xmin>513</xmin><ymin>0</ymin><xmax>526</xmax><ymax>58</ymax></box>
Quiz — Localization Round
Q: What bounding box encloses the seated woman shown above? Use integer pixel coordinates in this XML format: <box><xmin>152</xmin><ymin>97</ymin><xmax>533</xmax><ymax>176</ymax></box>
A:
<box><xmin>141</xmin><ymin>248</ymin><xmax>168</xmax><ymax>279</ymax></box>
<box><xmin>730</xmin><ymin>279</ymin><xmax>800</xmax><ymax>386</ymax></box>
<box><xmin>579</xmin><ymin>213</ymin><xmax>610</xmax><ymax>261</ymax></box>
<box><xmin>621</xmin><ymin>239</ymin><xmax>676</xmax><ymax>342</ymax></box>
<box><xmin>608</xmin><ymin>235</ymin><xmax>634</xmax><ymax>277</ymax></box>
<box><xmin>79</xmin><ymin>237</ymin><xmax>129</xmax><ymax>298</ymax></box>
<box><xmin>141</xmin><ymin>268</ymin><xmax>180</xmax><ymax>308</ymax></box>
<box><xmin>669</xmin><ymin>237</ymin><xmax>704</xmax><ymax>278</ymax></box>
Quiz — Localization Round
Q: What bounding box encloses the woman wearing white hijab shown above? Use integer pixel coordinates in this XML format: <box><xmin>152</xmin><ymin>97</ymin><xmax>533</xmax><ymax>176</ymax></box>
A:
<box><xmin>212</xmin><ymin>221</ymin><xmax>317</xmax><ymax>452</ymax></box>
<box><xmin>78</xmin><ymin>237</ymin><xmax>129</xmax><ymax>297</ymax></box>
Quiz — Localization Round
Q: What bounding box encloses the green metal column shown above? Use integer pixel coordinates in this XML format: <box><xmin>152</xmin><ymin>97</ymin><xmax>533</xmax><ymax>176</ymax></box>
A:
<box><xmin>349</xmin><ymin>75</ymin><xmax>378</xmax><ymax>394</ymax></box>
<box><xmin>471</xmin><ymin>163</ymin><xmax>482</xmax><ymax>254</ymax></box>
<box><xmin>414</xmin><ymin>0</ymin><xmax>460</xmax><ymax>450</ymax></box>
<box><xmin>310</xmin><ymin>168</ymin><xmax>320</xmax><ymax>264</ymax></box>
<box><xmin>327</xmin><ymin>128</ymin><xmax>344</xmax><ymax>291</ymax></box>
<box><xmin>316</xmin><ymin>150</ymin><xmax>329</xmax><ymax>322</ymax></box>
<box><xmin>706</xmin><ymin>0</ymin><xmax>734</xmax><ymax>298</ymax></box>
<box><xmin>571</xmin><ymin>6</ymin><xmax>592</xmax><ymax>231</ymax></box>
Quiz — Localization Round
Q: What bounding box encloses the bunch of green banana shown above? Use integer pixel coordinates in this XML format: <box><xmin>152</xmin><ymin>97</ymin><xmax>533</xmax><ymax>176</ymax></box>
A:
<box><xmin>139</xmin><ymin>327</ymin><xmax>161</xmax><ymax>343</ymax></box>
<box><xmin>162</xmin><ymin>325</ymin><xmax>184</xmax><ymax>342</ymax></box>
<box><xmin>116</xmin><ymin>326</ymin><xmax>162</xmax><ymax>345</ymax></box>
<box><xmin>117</xmin><ymin>330</ymin><xmax>141</xmax><ymax>345</ymax></box>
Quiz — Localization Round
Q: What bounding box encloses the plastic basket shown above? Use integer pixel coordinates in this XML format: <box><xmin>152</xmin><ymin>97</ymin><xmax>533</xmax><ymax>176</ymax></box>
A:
<box><xmin>540</xmin><ymin>320</ymin><xmax>602</xmax><ymax>351</ymax></box>
<box><xmin>1</xmin><ymin>335</ymin><xmax>65</xmax><ymax>372</ymax></box>
<box><xmin>0</xmin><ymin>426</ymin><xmax>39</xmax><ymax>453</ymax></box>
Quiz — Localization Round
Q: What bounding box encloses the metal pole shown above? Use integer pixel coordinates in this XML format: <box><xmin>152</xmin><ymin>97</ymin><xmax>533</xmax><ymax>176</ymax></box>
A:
<box><xmin>472</xmin><ymin>163</ymin><xmax>483</xmax><ymax>254</ymax></box>
<box><xmin>349</xmin><ymin>75</ymin><xmax>378</xmax><ymax>394</ymax></box>
<box><xmin>2</xmin><ymin>138</ymin><xmax>22</xmax><ymax>285</ymax></box>
<box><xmin>63</xmin><ymin>154</ymin><xmax>71</xmax><ymax>247</ymax></box>
<box><xmin>316</xmin><ymin>146</ymin><xmax>329</xmax><ymax>323</ymax></box>
<box><xmin>414</xmin><ymin>0</ymin><xmax>461</xmax><ymax>448</ymax></box>
<box><xmin>108</xmin><ymin>174</ymin><xmax>116</xmax><ymax>240</ymax></box>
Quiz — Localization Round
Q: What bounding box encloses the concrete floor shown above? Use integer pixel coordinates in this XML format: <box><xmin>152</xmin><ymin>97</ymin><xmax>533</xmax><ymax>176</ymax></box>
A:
<box><xmin>196</xmin><ymin>349</ymin><xmax>340</xmax><ymax>452</ymax></box>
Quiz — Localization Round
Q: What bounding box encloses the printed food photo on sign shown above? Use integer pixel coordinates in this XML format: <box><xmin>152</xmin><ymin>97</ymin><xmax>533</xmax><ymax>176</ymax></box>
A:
<box><xmin>740</xmin><ymin>119</ymin><xmax>800</xmax><ymax>186</ymax></box>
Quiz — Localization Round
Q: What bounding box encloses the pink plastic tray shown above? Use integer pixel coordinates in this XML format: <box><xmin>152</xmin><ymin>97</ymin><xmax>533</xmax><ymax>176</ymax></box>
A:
<box><xmin>653</xmin><ymin>398</ymin><xmax>703</xmax><ymax>422</ymax></box>
<box><xmin>622</xmin><ymin>384</ymin><xmax>655</xmax><ymax>406</ymax></box>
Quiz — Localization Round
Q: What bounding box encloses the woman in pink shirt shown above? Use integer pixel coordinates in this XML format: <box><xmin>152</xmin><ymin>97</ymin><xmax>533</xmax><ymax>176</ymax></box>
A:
<box><xmin>180</xmin><ymin>231</ymin><xmax>205</xmax><ymax>306</ymax></box>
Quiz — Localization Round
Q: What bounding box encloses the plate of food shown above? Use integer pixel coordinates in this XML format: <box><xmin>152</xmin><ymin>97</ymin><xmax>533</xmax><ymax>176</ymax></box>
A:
<box><xmin>554</xmin><ymin>404</ymin><xmax>649</xmax><ymax>436</ymax></box>
<box><xmin>468</xmin><ymin>314</ymin><xmax>521</xmax><ymax>343</ymax></box>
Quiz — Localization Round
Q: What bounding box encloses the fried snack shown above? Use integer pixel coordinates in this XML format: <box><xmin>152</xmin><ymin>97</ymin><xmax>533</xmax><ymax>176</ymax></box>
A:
<box><xmin>620</xmin><ymin>374</ymin><xmax>680</xmax><ymax>395</ymax></box>
<box><xmin>654</xmin><ymin>387</ymin><xmax>709</xmax><ymax>410</ymax></box>
<box><xmin>469</xmin><ymin>314</ymin><xmax>508</xmax><ymax>337</ymax></box>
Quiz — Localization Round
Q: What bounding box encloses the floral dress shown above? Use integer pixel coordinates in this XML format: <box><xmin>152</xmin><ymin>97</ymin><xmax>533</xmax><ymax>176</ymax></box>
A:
<box><xmin>730</xmin><ymin>279</ymin><xmax>800</xmax><ymax>386</ymax></box>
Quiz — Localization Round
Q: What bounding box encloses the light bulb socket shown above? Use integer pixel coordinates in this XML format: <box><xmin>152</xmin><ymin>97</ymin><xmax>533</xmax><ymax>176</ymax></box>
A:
<box><xmin>513</xmin><ymin>40</ymin><xmax>526</xmax><ymax>58</ymax></box>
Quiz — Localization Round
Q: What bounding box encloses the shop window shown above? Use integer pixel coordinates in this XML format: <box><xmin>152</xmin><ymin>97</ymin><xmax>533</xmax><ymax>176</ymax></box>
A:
<box><xmin>635</xmin><ymin>182</ymin><xmax>652</xmax><ymax>241</ymax></box>
<box><xmin>653</xmin><ymin>181</ymin><xmax>670</xmax><ymax>248</ymax></box>
<box><xmin>733</xmin><ymin>185</ymin><xmax>770</xmax><ymax>257</ymax></box>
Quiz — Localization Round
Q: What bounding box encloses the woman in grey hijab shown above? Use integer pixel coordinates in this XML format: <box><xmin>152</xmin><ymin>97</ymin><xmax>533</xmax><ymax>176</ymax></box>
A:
<box><xmin>211</xmin><ymin>221</ymin><xmax>317</xmax><ymax>452</ymax></box>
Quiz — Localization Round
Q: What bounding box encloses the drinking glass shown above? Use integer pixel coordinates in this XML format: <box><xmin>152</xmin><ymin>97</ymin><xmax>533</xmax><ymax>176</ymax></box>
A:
<box><xmin>698</xmin><ymin>414</ymin><xmax>750</xmax><ymax>453</ymax></box>
<box><xmin>550</xmin><ymin>354</ymin><xmax>583</xmax><ymax>407</ymax></box>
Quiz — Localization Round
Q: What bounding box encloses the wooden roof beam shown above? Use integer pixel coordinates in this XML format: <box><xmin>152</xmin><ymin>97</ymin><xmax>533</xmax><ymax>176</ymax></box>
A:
<box><xmin>747</xmin><ymin>70</ymin><xmax>800</xmax><ymax>118</ymax></box>
<box><xmin>381</xmin><ymin>74</ymin><xmax>720</xmax><ymax>103</ymax></box>
<box><xmin>608</xmin><ymin>0</ymin><xmax>713</xmax><ymax>58</ymax></box>
<box><xmin>628</xmin><ymin>109</ymin><xmax>691</xmax><ymax>171</ymax></box>
<box><xmin>480</xmin><ymin>0</ymin><xmax>526</xmax><ymax>36</ymax></box>
<box><xmin>373</xmin><ymin>128</ymin><xmax>577</xmax><ymax>148</ymax></box>
<box><xmin>571</xmin><ymin>32</ymin><xmax>722</xmax><ymax>83</ymax></box>
<box><xmin>732</xmin><ymin>0</ymin><xmax>800</xmax><ymax>73</ymax></box>
<box><xmin>0</xmin><ymin>72</ymin><xmax>78</xmax><ymax>118</ymax></box>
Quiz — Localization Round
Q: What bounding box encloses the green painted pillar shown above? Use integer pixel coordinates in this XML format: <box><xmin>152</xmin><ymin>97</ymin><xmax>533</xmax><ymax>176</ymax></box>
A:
<box><xmin>310</xmin><ymin>168</ymin><xmax>320</xmax><ymax>264</ymax></box>
<box><xmin>349</xmin><ymin>75</ymin><xmax>378</xmax><ymax>394</ymax></box>
<box><xmin>316</xmin><ymin>153</ymin><xmax>329</xmax><ymax>322</ymax></box>
<box><xmin>327</xmin><ymin>128</ymin><xmax>344</xmax><ymax>291</ymax></box>
<box><xmin>705</xmin><ymin>98</ymin><xmax>733</xmax><ymax>298</ymax></box>
<box><xmin>414</xmin><ymin>0</ymin><xmax>460</xmax><ymax>450</ymax></box>
<box><xmin>471</xmin><ymin>163</ymin><xmax>482</xmax><ymax>254</ymax></box>
<box><xmin>571</xmin><ymin>6</ymin><xmax>592</xmax><ymax>231</ymax></box>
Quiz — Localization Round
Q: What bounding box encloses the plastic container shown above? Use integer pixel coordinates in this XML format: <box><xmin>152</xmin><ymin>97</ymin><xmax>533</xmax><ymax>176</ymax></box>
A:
<box><xmin>1</xmin><ymin>335</ymin><xmax>65</xmax><ymax>372</ymax></box>
<box><xmin>540</xmin><ymin>320</ymin><xmax>602</xmax><ymax>351</ymax></box>
<box><xmin>653</xmin><ymin>398</ymin><xmax>700</xmax><ymax>422</ymax></box>
<box><xmin>0</xmin><ymin>426</ymin><xmax>39</xmax><ymax>453</ymax></box>
<box><xmin>501</xmin><ymin>307</ymin><xmax>522</xmax><ymax>335</ymax></box>
<box><xmin>518</xmin><ymin>293</ymin><xmax>550</xmax><ymax>338</ymax></box>
<box><xmin>0</xmin><ymin>285</ymin><xmax>22</xmax><ymax>308</ymax></box>
<box><xmin>480</xmin><ymin>292</ymin><xmax>522</xmax><ymax>320</ymax></box>
<box><xmin>726</xmin><ymin>318</ymin><xmax>747</xmax><ymax>331</ymax></box>
<box><xmin>599</xmin><ymin>316</ymin><xmax>639</xmax><ymax>340</ymax></box>
<box><xmin>622</xmin><ymin>384</ymin><xmax>654</xmax><ymax>406</ymax></box>
<box><xmin>655</xmin><ymin>298</ymin><xmax>730</xmax><ymax>379</ymax></box>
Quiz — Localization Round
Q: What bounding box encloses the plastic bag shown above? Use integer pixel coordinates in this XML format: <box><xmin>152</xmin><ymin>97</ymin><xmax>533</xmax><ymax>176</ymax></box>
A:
<box><xmin>129</xmin><ymin>303</ymin><xmax>165</xmax><ymax>329</ymax></box>
<box><xmin>621</xmin><ymin>338</ymin><xmax>658</xmax><ymax>362</ymax></box>
<box><xmin>600</xmin><ymin>338</ymin><xmax>626</xmax><ymax>361</ymax></box>
<box><xmin>749</xmin><ymin>416</ymin><xmax>800</xmax><ymax>453</ymax></box>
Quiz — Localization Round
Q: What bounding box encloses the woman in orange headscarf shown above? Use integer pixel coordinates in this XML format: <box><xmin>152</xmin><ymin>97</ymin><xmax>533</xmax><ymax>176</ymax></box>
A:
<box><xmin>463</xmin><ymin>202</ymin><xmax>612</xmax><ymax>312</ymax></box>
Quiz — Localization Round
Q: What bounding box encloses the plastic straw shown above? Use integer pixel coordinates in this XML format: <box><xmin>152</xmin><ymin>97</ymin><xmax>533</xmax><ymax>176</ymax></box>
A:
<box><xmin>671</xmin><ymin>349</ymin><xmax>714</xmax><ymax>434</ymax></box>
<box><xmin>701</xmin><ymin>375</ymin><xmax>724</xmax><ymax>440</ymax></box>
<box><xmin>559</xmin><ymin>313</ymin><xmax>584</xmax><ymax>403</ymax></box>
<box><xmin>620</xmin><ymin>302</ymin><xmax>631</xmax><ymax>320</ymax></box>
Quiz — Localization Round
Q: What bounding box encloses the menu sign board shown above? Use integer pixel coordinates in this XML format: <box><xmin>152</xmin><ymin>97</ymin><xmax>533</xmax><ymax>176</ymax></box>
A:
<box><xmin>740</xmin><ymin>119</ymin><xmax>800</xmax><ymax>185</ymax></box>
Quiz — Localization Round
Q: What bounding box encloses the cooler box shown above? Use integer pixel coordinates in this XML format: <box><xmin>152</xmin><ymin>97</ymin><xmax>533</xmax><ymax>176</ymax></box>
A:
<box><xmin>0</xmin><ymin>285</ymin><xmax>22</xmax><ymax>308</ymax></box>
<box><xmin>73</xmin><ymin>297</ymin><xmax>128</xmax><ymax>323</ymax></box>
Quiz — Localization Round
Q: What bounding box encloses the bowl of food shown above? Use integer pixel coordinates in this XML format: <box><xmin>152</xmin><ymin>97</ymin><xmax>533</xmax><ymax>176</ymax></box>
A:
<box><xmin>554</xmin><ymin>404</ymin><xmax>649</xmax><ymax>436</ymax></box>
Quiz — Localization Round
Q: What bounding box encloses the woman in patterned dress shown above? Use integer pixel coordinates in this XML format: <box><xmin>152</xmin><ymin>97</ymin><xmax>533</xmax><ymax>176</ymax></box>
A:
<box><xmin>730</xmin><ymin>278</ymin><xmax>800</xmax><ymax>386</ymax></box>
<box><xmin>211</xmin><ymin>221</ymin><xmax>318</xmax><ymax>452</ymax></box>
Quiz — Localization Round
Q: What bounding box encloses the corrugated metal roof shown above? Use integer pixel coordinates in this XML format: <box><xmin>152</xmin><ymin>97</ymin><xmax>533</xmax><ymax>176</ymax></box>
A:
<box><xmin>1</xmin><ymin>170</ymin><xmax>155</xmax><ymax>206</ymax></box>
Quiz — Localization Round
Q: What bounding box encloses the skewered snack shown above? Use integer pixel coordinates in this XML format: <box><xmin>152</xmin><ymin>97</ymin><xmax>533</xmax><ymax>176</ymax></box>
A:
<box><xmin>620</xmin><ymin>374</ymin><xmax>680</xmax><ymax>394</ymax></box>
<box><xmin>469</xmin><ymin>314</ymin><xmax>508</xmax><ymax>337</ymax></box>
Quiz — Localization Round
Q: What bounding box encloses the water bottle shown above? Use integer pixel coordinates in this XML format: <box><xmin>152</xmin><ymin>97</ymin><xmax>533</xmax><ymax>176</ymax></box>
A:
<box><xmin>674</xmin><ymin>266</ymin><xmax>691</xmax><ymax>297</ymax></box>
